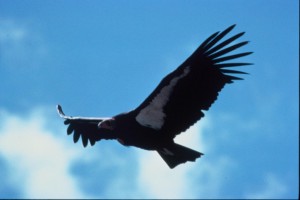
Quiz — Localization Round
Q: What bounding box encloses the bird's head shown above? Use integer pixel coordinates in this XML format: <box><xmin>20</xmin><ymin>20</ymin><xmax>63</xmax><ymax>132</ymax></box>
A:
<box><xmin>98</xmin><ymin>118</ymin><xmax>116</xmax><ymax>130</ymax></box>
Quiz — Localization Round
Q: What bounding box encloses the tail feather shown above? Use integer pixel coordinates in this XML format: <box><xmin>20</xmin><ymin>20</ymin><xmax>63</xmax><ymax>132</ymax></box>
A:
<box><xmin>157</xmin><ymin>143</ymin><xmax>203</xmax><ymax>169</ymax></box>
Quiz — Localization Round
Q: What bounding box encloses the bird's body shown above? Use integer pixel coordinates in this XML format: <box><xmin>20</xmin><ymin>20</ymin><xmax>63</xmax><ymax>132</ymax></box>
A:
<box><xmin>109</xmin><ymin>111</ymin><xmax>167</xmax><ymax>150</ymax></box>
<box><xmin>58</xmin><ymin>24</ymin><xmax>252</xmax><ymax>168</ymax></box>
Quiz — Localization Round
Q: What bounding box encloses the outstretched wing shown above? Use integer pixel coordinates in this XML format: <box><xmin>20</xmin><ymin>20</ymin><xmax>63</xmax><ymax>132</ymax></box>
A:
<box><xmin>57</xmin><ymin>105</ymin><xmax>116</xmax><ymax>147</ymax></box>
<box><xmin>134</xmin><ymin>24</ymin><xmax>252</xmax><ymax>138</ymax></box>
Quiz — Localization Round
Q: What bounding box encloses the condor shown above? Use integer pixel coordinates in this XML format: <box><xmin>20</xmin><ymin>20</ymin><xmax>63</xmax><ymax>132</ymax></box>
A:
<box><xmin>57</xmin><ymin>24</ymin><xmax>252</xmax><ymax>169</ymax></box>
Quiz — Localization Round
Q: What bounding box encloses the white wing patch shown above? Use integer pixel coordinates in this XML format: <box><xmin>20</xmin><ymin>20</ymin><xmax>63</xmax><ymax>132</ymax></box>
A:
<box><xmin>136</xmin><ymin>67</ymin><xmax>191</xmax><ymax>130</ymax></box>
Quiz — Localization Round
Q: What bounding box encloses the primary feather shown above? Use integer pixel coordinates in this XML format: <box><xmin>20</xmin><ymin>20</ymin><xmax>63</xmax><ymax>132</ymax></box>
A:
<box><xmin>135</xmin><ymin>24</ymin><xmax>252</xmax><ymax>138</ymax></box>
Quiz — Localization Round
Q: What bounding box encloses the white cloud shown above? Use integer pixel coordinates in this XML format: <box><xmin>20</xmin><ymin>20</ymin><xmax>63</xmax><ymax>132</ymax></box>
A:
<box><xmin>2</xmin><ymin>106</ymin><xmax>279</xmax><ymax>199</ymax></box>
<box><xmin>136</xmin><ymin>116</ymin><xmax>237</xmax><ymax>199</ymax></box>
<box><xmin>244</xmin><ymin>173</ymin><xmax>288</xmax><ymax>199</ymax></box>
<box><xmin>136</xmin><ymin>120</ymin><xmax>207</xmax><ymax>199</ymax></box>
<box><xmin>0</xmin><ymin>108</ymin><xmax>89</xmax><ymax>198</ymax></box>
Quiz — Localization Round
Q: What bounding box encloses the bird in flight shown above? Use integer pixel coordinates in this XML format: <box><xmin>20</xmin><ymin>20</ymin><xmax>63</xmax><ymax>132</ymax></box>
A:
<box><xmin>57</xmin><ymin>24</ymin><xmax>252</xmax><ymax>169</ymax></box>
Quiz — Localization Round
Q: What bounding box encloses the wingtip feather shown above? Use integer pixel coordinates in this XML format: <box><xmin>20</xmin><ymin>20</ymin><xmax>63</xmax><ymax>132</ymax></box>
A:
<box><xmin>216</xmin><ymin>62</ymin><xmax>253</xmax><ymax>68</ymax></box>
<box><xmin>213</xmin><ymin>52</ymin><xmax>253</xmax><ymax>63</ymax></box>
<box><xmin>221</xmin><ymin>69</ymin><xmax>249</xmax><ymax>74</ymax></box>
<box><xmin>90</xmin><ymin>140</ymin><xmax>96</xmax><ymax>146</ymax></box>
<box><xmin>73</xmin><ymin>131</ymin><xmax>80</xmax><ymax>143</ymax></box>
<box><xmin>226</xmin><ymin>24</ymin><xmax>236</xmax><ymax>32</ymax></box>
<box><xmin>82</xmin><ymin>135</ymin><xmax>88</xmax><ymax>147</ymax></box>
<box><xmin>202</xmin><ymin>24</ymin><xmax>238</xmax><ymax>53</ymax></box>
<box><xmin>57</xmin><ymin>104</ymin><xmax>64</xmax><ymax>116</ymax></box>
<box><xmin>226</xmin><ymin>75</ymin><xmax>244</xmax><ymax>81</ymax></box>
<box><xmin>67</xmin><ymin>124</ymin><xmax>74</xmax><ymax>135</ymax></box>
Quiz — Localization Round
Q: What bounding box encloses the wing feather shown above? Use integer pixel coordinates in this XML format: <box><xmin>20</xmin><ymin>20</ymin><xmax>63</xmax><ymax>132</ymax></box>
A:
<box><xmin>216</xmin><ymin>62</ymin><xmax>253</xmax><ymax>68</ymax></box>
<box><xmin>134</xmin><ymin>25</ymin><xmax>252</xmax><ymax>138</ymax></box>
<box><xmin>208</xmin><ymin>41</ymin><xmax>248</xmax><ymax>59</ymax></box>
<box><xmin>57</xmin><ymin>105</ymin><xmax>116</xmax><ymax>147</ymax></box>
<box><xmin>205</xmin><ymin>32</ymin><xmax>245</xmax><ymax>56</ymax></box>
<box><xmin>213</xmin><ymin>52</ymin><xmax>253</xmax><ymax>63</ymax></box>
<box><xmin>201</xmin><ymin>24</ymin><xmax>236</xmax><ymax>52</ymax></box>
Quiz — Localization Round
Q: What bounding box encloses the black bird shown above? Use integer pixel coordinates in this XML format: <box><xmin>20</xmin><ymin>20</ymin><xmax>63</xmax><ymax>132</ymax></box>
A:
<box><xmin>57</xmin><ymin>24</ymin><xmax>252</xmax><ymax>169</ymax></box>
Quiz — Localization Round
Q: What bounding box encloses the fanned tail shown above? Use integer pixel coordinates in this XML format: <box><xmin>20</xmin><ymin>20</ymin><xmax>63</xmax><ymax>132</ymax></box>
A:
<box><xmin>157</xmin><ymin>143</ymin><xmax>203</xmax><ymax>169</ymax></box>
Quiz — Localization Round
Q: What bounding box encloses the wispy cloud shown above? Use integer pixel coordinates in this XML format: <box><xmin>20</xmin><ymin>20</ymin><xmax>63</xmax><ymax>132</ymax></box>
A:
<box><xmin>0</xmin><ymin>19</ymin><xmax>47</xmax><ymax>70</ymax></box>
<box><xmin>136</xmin><ymin>124</ymin><xmax>202</xmax><ymax>198</ymax></box>
<box><xmin>0</xmin><ymin>106</ymin><xmax>292</xmax><ymax>199</ymax></box>
<box><xmin>244</xmin><ymin>173</ymin><xmax>288</xmax><ymax>199</ymax></box>
<box><xmin>0</xmin><ymin>19</ymin><xmax>27</xmax><ymax>42</ymax></box>
<box><xmin>0</xmin><ymin>107</ymin><xmax>236</xmax><ymax>199</ymax></box>
<box><xmin>0</xmin><ymin>108</ymin><xmax>88</xmax><ymax>198</ymax></box>
<box><xmin>136</xmin><ymin>116</ymin><xmax>237</xmax><ymax>199</ymax></box>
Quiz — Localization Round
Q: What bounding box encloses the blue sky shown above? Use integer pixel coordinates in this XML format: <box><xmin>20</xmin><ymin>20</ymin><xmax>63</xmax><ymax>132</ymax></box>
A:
<box><xmin>0</xmin><ymin>0</ymin><xmax>298</xmax><ymax>198</ymax></box>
